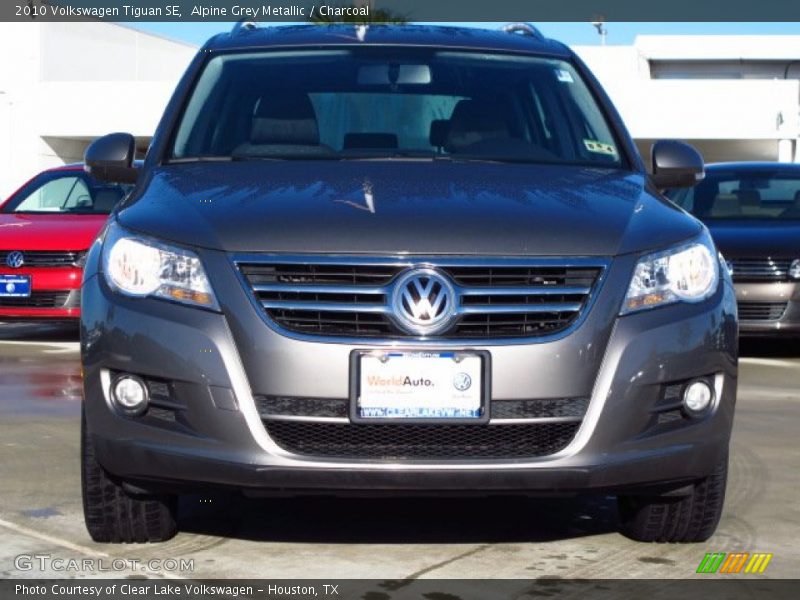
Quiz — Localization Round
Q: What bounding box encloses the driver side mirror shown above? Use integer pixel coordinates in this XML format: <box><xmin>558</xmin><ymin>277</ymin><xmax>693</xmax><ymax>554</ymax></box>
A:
<box><xmin>650</xmin><ymin>140</ymin><xmax>704</xmax><ymax>189</ymax></box>
<box><xmin>84</xmin><ymin>133</ymin><xmax>138</xmax><ymax>184</ymax></box>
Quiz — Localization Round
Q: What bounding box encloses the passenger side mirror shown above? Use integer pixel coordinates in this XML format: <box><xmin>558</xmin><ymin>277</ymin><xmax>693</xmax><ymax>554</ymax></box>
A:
<box><xmin>84</xmin><ymin>133</ymin><xmax>139</xmax><ymax>184</ymax></box>
<box><xmin>650</xmin><ymin>140</ymin><xmax>704</xmax><ymax>189</ymax></box>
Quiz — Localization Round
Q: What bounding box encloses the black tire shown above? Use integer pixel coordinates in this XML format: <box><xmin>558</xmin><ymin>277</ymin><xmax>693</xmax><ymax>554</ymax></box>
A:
<box><xmin>617</xmin><ymin>455</ymin><xmax>728</xmax><ymax>543</ymax></box>
<box><xmin>81</xmin><ymin>407</ymin><xmax>178</xmax><ymax>543</ymax></box>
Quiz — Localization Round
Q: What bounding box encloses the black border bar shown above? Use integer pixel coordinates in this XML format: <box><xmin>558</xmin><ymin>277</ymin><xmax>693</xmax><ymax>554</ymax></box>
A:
<box><xmin>4</xmin><ymin>1</ymin><xmax>800</xmax><ymax>22</ymax></box>
<box><xmin>4</xmin><ymin>579</ymin><xmax>800</xmax><ymax>600</ymax></box>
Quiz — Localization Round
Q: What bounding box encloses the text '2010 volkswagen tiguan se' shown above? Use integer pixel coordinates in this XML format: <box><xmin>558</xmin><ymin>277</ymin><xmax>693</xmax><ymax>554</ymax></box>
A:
<box><xmin>80</xmin><ymin>24</ymin><xmax>737</xmax><ymax>544</ymax></box>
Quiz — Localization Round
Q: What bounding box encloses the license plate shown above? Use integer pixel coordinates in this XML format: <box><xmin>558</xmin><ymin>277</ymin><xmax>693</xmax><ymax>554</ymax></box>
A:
<box><xmin>0</xmin><ymin>275</ymin><xmax>31</xmax><ymax>297</ymax></box>
<box><xmin>351</xmin><ymin>350</ymin><xmax>488</xmax><ymax>423</ymax></box>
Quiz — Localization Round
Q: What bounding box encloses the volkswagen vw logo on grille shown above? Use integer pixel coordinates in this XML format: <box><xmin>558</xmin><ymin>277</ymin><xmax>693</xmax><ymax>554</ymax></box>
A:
<box><xmin>391</xmin><ymin>268</ymin><xmax>456</xmax><ymax>335</ymax></box>
<box><xmin>5</xmin><ymin>251</ymin><xmax>24</xmax><ymax>269</ymax></box>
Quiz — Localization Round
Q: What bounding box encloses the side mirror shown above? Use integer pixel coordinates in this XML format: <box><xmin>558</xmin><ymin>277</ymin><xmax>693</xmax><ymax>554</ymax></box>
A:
<box><xmin>650</xmin><ymin>140</ymin><xmax>704</xmax><ymax>189</ymax></box>
<box><xmin>84</xmin><ymin>133</ymin><xmax>138</xmax><ymax>184</ymax></box>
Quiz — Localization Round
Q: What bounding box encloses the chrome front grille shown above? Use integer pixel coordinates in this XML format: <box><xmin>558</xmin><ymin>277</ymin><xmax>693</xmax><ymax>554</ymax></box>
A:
<box><xmin>0</xmin><ymin>250</ymin><xmax>81</xmax><ymax>268</ymax></box>
<box><xmin>236</xmin><ymin>256</ymin><xmax>607</xmax><ymax>340</ymax></box>
<box><xmin>729</xmin><ymin>258</ymin><xmax>793</xmax><ymax>282</ymax></box>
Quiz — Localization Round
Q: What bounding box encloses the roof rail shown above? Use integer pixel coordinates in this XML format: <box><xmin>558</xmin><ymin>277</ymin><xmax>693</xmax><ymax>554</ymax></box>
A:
<box><xmin>501</xmin><ymin>23</ymin><xmax>545</xmax><ymax>40</ymax></box>
<box><xmin>231</xmin><ymin>18</ymin><xmax>258</xmax><ymax>36</ymax></box>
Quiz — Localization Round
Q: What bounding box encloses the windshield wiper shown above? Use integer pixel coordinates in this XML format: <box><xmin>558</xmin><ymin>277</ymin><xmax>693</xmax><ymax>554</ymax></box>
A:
<box><xmin>167</xmin><ymin>156</ymin><xmax>234</xmax><ymax>164</ymax></box>
<box><xmin>337</xmin><ymin>152</ymin><xmax>518</xmax><ymax>164</ymax></box>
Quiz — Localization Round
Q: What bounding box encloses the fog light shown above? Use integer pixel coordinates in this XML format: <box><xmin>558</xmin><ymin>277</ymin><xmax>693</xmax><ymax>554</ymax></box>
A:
<box><xmin>111</xmin><ymin>375</ymin><xmax>149</xmax><ymax>415</ymax></box>
<box><xmin>683</xmin><ymin>380</ymin><xmax>713</xmax><ymax>417</ymax></box>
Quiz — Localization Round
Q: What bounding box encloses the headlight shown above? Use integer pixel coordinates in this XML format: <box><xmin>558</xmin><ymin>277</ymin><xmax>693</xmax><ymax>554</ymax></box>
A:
<box><xmin>621</xmin><ymin>235</ymin><xmax>719</xmax><ymax>315</ymax></box>
<box><xmin>102</xmin><ymin>221</ymin><xmax>219</xmax><ymax>310</ymax></box>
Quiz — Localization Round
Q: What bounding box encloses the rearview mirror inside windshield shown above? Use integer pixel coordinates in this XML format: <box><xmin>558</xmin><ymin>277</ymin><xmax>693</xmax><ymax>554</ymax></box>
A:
<box><xmin>357</xmin><ymin>63</ymin><xmax>432</xmax><ymax>85</ymax></box>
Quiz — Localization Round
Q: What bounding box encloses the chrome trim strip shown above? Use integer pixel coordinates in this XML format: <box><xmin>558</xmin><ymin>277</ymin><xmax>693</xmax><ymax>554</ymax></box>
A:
<box><xmin>252</xmin><ymin>283</ymin><xmax>590</xmax><ymax>297</ymax></box>
<box><xmin>261</xmin><ymin>300</ymin><xmax>582</xmax><ymax>314</ymax></box>
<box><xmin>259</xmin><ymin>415</ymin><xmax>582</xmax><ymax>425</ymax></box>
<box><xmin>459</xmin><ymin>285</ymin><xmax>591</xmax><ymax>296</ymax></box>
<box><xmin>252</xmin><ymin>283</ymin><xmax>388</xmax><ymax>294</ymax></box>
<box><xmin>260</xmin><ymin>414</ymin><xmax>350</xmax><ymax>423</ymax></box>
<box><xmin>261</xmin><ymin>300</ymin><xmax>389</xmax><ymax>313</ymax></box>
<box><xmin>489</xmin><ymin>416</ymin><xmax>583</xmax><ymax>424</ymax></box>
<box><xmin>235</xmin><ymin>254</ymin><xmax>608</xmax><ymax>267</ymax></box>
<box><xmin>459</xmin><ymin>303</ymin><xmax>582</xmax><ymax>314</ymax></box>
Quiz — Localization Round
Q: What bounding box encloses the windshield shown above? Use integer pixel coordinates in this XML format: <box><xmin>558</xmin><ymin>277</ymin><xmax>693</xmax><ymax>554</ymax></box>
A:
<box><xmin>669</xmin><ymin>171</ymin><xmax>800</xmax><ymax>221</ymax></box>
<box><xmin>3</xmin><ymin>172</ymin><xmax>132</xmax><ymax>215</ymax></box>
<box><xmin>170</xmin><ymin>48</ymin><xmax>624</xmax><ymax>167</ymax></box>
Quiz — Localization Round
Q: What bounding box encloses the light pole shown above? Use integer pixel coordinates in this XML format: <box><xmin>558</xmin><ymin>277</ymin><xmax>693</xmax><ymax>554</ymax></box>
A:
<box><xmin>592</xmin><ymin>21</ymin><xmax>608</xmax><ymax>46</ymax></box>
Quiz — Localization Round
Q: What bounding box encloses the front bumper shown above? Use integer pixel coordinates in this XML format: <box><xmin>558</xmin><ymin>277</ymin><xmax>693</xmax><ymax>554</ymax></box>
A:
<box><xmin>0</xmin><ymin>266</ymin><xmax>82</xmax><ymax>319</ymax></box>
<box><xmin>81</xmin><ymin>253</ymin><xmax>738</xmax><ymax>495</ymax></box>
<box><xmin>735</xmin><ymin>281</ymin><xmax>800</xmax><ymax>336</ymax></box>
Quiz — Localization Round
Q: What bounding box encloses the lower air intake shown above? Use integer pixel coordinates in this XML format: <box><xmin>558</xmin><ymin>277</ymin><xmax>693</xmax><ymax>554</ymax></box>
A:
<box><xmin>264</xmin><ymin>421</ymin><xmax>580</xmax><ymax>460</ymax></box>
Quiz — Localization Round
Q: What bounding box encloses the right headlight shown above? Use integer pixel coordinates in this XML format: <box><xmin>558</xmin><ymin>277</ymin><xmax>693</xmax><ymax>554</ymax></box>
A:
<box><xmin>621</xmin><ymin>234</ymin><xmax>719</xmax><ymax>315</ymax></box>
<box><xmin>102</xmin><ymin>220</ymin><xmax>219</xmax><ymax>310</ymax></box>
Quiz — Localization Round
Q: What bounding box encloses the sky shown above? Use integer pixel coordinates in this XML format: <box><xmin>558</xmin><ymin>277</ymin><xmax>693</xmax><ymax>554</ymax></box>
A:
<box><xmin>132</xmin><ymin>21</ymin><xmax>800</xmax><ymax>48</ymax></box>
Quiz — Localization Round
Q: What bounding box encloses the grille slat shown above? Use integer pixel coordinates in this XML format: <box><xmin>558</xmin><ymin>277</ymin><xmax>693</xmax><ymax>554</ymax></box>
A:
<box><xmin>737</xmin><ymin>301</ymin><xmax>788</xmax><ymax>321</ymax></box>
<box><xmin>729</xmin><ymin>258</ymin><xmax>793</xmax><ymax>282</ymax></box>
<box><xmin>256</xmin><ymin>395</ymin><xmax>590</xmax><ymax>422</ymax></box>
<box><xmin>264</xmin><ymin>420</ymin><xmax>580</xmax><ymax>459</ymax></box>
<box><xmin>238</xmin><ymin>258</ymin><xmax>605</xmax><ymax>339</ymax></box>
<box><xmin>0</xmin><ymin>250</ymin><xmax>80</xmax><ymax>268</ymax></box>
<box><xmin>0</xmin><ymin>291</ymin><xmax>70</xmax><ymax>307</ymax></box>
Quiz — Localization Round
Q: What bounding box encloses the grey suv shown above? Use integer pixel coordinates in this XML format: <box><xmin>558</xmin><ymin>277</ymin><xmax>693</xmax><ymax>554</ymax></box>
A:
<box><xmin>80</xmin><ymin>24</ymin><xmax>737</xmax><ymax>544</ymax></box>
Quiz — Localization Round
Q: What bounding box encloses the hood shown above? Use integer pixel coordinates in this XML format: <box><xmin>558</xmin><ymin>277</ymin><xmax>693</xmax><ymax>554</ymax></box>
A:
<box><xmin>0</xmin><ymin>213</ymin><xmax>108</xmax><ymax>251</ymax></box>
<box><xmin>706</xmin><ymin>220</ymin><xmax>800</xmax><ymax>259</ymax></box>
<box><xmin>119</xmin><ymin>161</ymin><xmax>700</xmax><ymax>256</ymax></box>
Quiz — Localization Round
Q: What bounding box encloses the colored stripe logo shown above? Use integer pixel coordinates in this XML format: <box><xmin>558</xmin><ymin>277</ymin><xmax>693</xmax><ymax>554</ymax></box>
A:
<box><xmin>696</xmin><ymin>552</ymin><xmax>773</xmax><ymax>574</ymax></box>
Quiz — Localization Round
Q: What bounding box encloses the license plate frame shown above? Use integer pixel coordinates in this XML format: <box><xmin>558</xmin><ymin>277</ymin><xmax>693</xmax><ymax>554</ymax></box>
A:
<box><xmin>0</xmin><ymin>274</ymin><xmax>32</xmax><ymax>298</ymax></box>
<box><xmin>350</xmin><ymin>349</ymin><xmax>491</xmax><ymax>424</ymax></box>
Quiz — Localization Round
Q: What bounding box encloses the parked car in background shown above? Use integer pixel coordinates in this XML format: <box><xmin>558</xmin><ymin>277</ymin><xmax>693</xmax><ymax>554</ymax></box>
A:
<box><xmin>0</xmin><ymin>165</ymin><xmax>131</xmax><ymax>320</ymax></box>
<box><xmin>669</xmin><ymin>162</ymin><xmax>800</xmax><ymax>337</ymax></box>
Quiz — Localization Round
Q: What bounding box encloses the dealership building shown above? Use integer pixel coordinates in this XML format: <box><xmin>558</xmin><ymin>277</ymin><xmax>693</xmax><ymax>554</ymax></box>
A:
<box><xmin>0</xmin><ymin>22</ymin><xmax>195</xmax><ymax>199</ymax></box>
<box><xmin>0</xmin><ymin>21</ymin><xmax>799</xmax><ymax>199</ymax></box>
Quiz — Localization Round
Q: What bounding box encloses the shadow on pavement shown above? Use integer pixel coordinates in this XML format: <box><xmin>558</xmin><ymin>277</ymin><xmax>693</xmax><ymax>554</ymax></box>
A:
<box><xmin>177</xmin><ymin>491</ymin><xmax>618</xmax><ymax>544</ymax></box>
<box><xmin>0</xmin><ymin>321</ymin><xmax>80</xmax><ymax>342</ymax></box>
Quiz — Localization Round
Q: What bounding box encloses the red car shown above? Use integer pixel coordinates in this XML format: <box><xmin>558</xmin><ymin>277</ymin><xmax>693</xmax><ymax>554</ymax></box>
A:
<box><xmin>0</xmin><ymin>164</ymin><xmax>131</xmax><ymax>320</ymax></box>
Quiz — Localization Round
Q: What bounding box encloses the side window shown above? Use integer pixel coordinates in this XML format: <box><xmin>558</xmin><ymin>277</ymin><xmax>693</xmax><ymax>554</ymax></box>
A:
<box><xmin>64</xmin><ymin>178</ymin><xmax>92</xmax><ymax>209</ymax></box>
<box><xmin>14</xmin><ymin>176</ymin><xmax>83</xmax><ymax>212</ymax></box>
<box><xmin>718</xmin><ymin>181</ymin><xmax>738</xmax><ymax>195</ymax></box>
<box><xmin>669</xmin><ymin>188</ymin><xmax>695</xmax><ymax>212</ymax></box>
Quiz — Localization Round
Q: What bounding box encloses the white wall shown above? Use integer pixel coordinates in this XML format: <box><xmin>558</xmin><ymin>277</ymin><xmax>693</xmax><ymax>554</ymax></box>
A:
<box><xmin>575</xmin><ymin>36</ymin><xmax>800</xmax><ymax>164</ymax></box>
<box><xmin>0</xmin><ymin>22</ymin><xmax>195</xmax><ymax>200</ymax></box>
<box><xmin>38</xmin><ymin>22</ymin><xmax>195</xmax><ymax>82</ymax></box>
<box><xmin>603</xmin><ymin>79</ymin><xmax>799</xmax><ymax>140</ymax></box>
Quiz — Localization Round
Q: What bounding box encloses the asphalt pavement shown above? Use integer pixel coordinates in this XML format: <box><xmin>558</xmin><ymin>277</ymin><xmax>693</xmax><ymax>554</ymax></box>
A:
<box><xmin>0</xmin><ymin>324</ymin><xmax>797</xmax><ymax>582</ymax></box>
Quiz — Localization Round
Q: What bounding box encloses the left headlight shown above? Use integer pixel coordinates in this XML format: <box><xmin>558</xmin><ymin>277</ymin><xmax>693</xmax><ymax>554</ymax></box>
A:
<box><xmin>102</xmin><ymin>220</ymin><xmax>219</xmax><ymax>310</ymax></box>
<box><xmin>621</xmin><ymin>234</ymin><xmax>719</xmax><ymax>315</ymax></box>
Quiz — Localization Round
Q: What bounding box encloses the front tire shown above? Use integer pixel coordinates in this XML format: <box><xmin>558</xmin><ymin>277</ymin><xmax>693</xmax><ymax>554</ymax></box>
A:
<box><xmin>81</xmin><ymin>407</ymin><xmax>178</xmax><ymax>543</ymax></box>
<box><xmin>617</xmin><ymin>454</ymin><xmax>728</xmax><ymax>543</ymax></box>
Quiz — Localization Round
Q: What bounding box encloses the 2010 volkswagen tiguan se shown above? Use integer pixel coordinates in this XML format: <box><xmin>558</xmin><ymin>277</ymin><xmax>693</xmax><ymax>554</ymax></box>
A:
<box><xmin>80</xmin><ymin>24</ymin><xmax>737</xmax><ymax>543</ymax></box>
